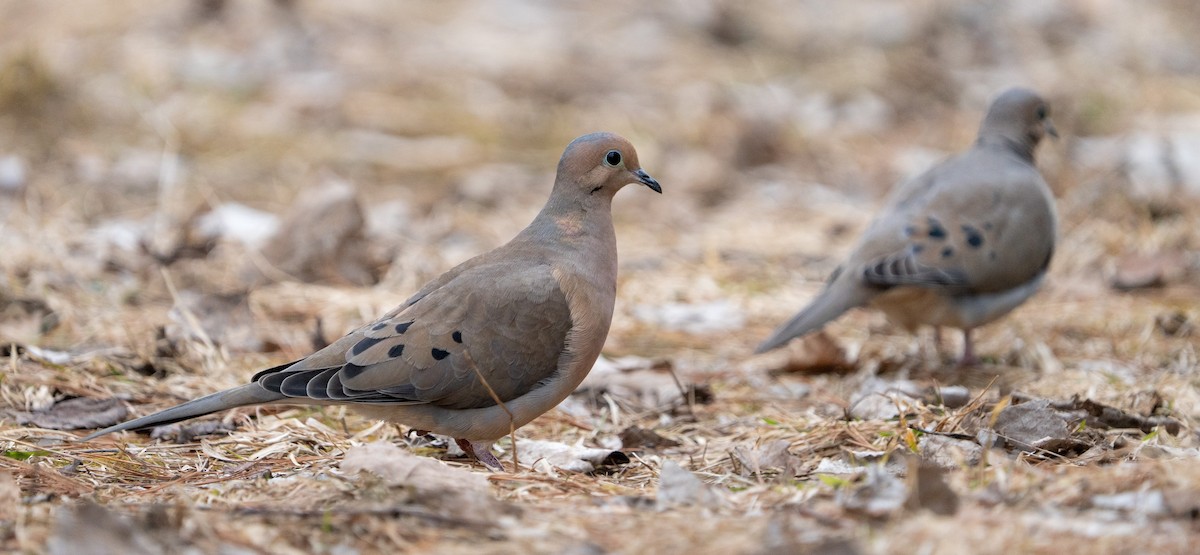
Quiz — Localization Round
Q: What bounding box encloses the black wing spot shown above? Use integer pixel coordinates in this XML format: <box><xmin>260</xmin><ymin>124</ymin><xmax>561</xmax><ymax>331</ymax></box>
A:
<box><xmin>371</xmin><ymin>322</ymin><xmax>388</xmax><ymax>331</ymax></box>
<box><xmin>351</xmin><ymin>336</ymin><xmax>385</xmax><ymax>356</ymax></box>
<box><xmin>394</xmin><ymin>321</ymin><xmax>413</xmax><ymax>334</ymax></box>
<box><xmin>927</xmin><ymin>217</ymin><xmax>946</xmax><ymax>239</ymax></box>
<box><xmin>452</xmin><ymin>331</ymin><xmax>463</xmax><ymax>343</ymax></box>
<box><xmin>388</xmin><ymin>344</ymin><xmax>405</xmax><ymax>358</ymax></box>
<box><xmin>961</xmin><ymin>224</ymin><xmax>984</xmax><ymax>248</ymax></box>
<box><xmin>431</xmin><ymin>348</ymin><xmax>450</xmax><ymax>361</ymax></box>
<box><xmin>941</xmin><ymin>246</ymin><xmax>954</xmax><ymax>258</ymax></box>
<box><xmin>590</xmin><ymin>186</ymin><xmax>603</xmax><ymax>194</ymax></box>
<box><xmin>342</xmin><ymin>362</ymin><xmax>369</xmax><ymax>379</ymax></box>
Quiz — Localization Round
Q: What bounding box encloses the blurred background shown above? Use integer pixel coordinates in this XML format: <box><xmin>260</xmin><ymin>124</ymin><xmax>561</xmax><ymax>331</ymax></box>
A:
<box><xmin>1</xmin><ymin>1</ymin><xmax>1199</xmax><ymax>552</ymax></box>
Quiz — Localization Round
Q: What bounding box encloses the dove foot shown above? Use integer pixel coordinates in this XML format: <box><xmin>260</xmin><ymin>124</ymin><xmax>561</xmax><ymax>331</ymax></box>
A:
<box><xmin>956</xmin><ymin>329</ymin><xmax>979</xmax><ymax>367</ymax></box>
<box><xmin>455</xmin><ymin>438</ymin><xmax>504</xmax><ymax>471</ymax></box>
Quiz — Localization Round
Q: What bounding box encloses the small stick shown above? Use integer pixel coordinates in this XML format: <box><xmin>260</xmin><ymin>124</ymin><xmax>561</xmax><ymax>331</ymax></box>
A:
<box><xmin>462</xmin><ymin>349</ymin><xmax>518</xmax><ymax>470</ymax></box>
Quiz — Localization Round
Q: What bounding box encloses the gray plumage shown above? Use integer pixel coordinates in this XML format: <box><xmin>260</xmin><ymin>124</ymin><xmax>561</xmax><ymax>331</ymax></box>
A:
<box><xmin>82</xmin><ymin>132</ymin><xmax>662</xmax><ymax>470</ymax></box>
<box><xmin>757</xmin><ymin>88</ymin><xmax>1058</xmax><ymax>363</ymax></box>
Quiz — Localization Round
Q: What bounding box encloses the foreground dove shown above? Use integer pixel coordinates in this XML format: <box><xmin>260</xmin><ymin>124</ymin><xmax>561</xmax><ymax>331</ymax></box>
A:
<box><xmin>81</xmin><ymin>132</ymin><xmax>662</xmax><ymax>470</ymax></box>
<box><xmin>757</xmin><ymin>88</ymin><xmax>1058</xmax><ymax>364</ymax></box>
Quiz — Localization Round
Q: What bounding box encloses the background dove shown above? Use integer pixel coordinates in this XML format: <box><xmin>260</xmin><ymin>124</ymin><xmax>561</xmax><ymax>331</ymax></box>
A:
<box><xmin>757</xmin><ymin>88</ymin><xmax>1058</xmax><ymax>364</ymax></box>
<box><xmin>82</xmin><ymin>132</ymin><xmax>662</xmax><ymax>470</ymax></box>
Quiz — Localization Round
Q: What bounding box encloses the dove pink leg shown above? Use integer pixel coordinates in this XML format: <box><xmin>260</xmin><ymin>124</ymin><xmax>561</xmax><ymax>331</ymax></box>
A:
<box><xmin>958</xmin><ymin>329</ymin><xmax>978</xmax><ymax>367</ymax></box>
<box><xmin>933</xmin><ymin>326</ymin><xmax>944</xmax><ymax>358</ymax></box>
<box><xmin>455</xmin><ymin>438</ymin><xmax>503</xmax><ymax>471</ymax></box>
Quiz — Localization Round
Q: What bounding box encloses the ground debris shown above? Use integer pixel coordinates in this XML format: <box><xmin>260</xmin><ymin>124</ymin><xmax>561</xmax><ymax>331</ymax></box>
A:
<box><xmin>618</xmin><ymin>426</ymin><xmax>680</xmax><ymax>450</ymax></box>
<box><xmin>656</xmin><ymin>460</ymin><xmax>723</xmax><ymax>510</ymax></box>
<box><xmin>515</xmin><ymin>438</ymin><xmax>628</xmax><ymax>473</ymax></box>
<box><xmin>732</xmin><ymin>439</ymin><xmax>797</xmax><ymax>477</ymax></box>
<box><xmin>767</xmin><ymin>331</ymin><xmax>855</xmax><ymax>375</ymax></box>
<box><xmin>6</xmin><ymin>397</ymin><xmax>127</xmax><ymax>430</ymax></box>
<box><xmin>47</xmin><ymin>502</ymin><xmax>215</xmax><ymax>555</ymax></box>
<box><xmin>1011</xmin><ymin>393</ymin><xmax>1182</xmax><ymax>435</ymax></box>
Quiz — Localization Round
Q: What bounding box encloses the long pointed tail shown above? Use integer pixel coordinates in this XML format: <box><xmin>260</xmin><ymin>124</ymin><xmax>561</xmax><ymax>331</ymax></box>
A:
<box><xmin>78</xmin><ymin>384</ymin><xmax>285</xmax><ymax>441</ymax></box>
<box><xmin>755</xmin><ymin>283</ymin><xmax>871</xmax><ymax>354</ymax></box>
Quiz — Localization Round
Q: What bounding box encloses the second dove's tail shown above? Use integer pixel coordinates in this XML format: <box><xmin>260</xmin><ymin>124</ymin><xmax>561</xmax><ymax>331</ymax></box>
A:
<box><xmin>755</xmin><ymin>282</ymin><xmax>870</xmax><ymax>354</ymax></box>
<box><xmin>78</xmin><ymin>383</ymin><xmax>285</xmax><ymax>441</ymax></box>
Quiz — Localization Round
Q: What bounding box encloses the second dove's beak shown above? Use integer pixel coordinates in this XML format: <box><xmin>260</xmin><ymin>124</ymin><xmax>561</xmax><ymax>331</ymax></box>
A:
<box><xmin>634</xmin><ymin>169</ymin><xmax>662</xmax><ymax>193</ymax></box>
<box><xmin>1045</xmin><ymin>119</ymin><xmax>1059</xmax><ymax>139</ymax></box>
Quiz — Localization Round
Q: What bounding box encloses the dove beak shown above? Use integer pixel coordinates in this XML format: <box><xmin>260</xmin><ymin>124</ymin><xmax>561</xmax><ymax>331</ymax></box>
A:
<box><xmin>634</xmin><ymin>169</ymin><xmax>662</xmax><ymax>194</ymax></box>
<box><xmin>1044</xmin><ymin>119</ymin><xmax>1059</xmax><ymax>139</ymax></box>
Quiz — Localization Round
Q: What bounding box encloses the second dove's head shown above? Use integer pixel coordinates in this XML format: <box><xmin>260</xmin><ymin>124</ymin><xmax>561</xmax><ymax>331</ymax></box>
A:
<box><xmin>984</xmin><ymin>87</ymin><xmax>1060</xmax><ymax>148</ymax></box>
<box><xmin>556</xmin><ymin>132</ymin><xmax>662</xmax><ymax>197</ymax></box>
<box><xmin>981</xmin><ymin>88</ymin><xmax>1058</xmax><ymax>148</ymax></box>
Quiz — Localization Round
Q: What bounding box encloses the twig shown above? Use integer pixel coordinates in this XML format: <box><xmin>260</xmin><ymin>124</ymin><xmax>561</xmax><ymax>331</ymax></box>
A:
<box><xmin>461</xmin><ymin>349</ymin><xmax>518</xmax><ymax>470</ymax></box>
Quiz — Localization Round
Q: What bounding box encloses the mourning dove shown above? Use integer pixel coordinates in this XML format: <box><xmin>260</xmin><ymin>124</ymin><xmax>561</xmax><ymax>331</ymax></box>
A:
<box><xmin>81</xmin><ymin>132</ymin><xmax>662</xmax><ymax>470</ymax></box>
<box><xmin>757</xmin><ymin>88</ymin><xmax>1058</xmax><ymax>364</ymax></box>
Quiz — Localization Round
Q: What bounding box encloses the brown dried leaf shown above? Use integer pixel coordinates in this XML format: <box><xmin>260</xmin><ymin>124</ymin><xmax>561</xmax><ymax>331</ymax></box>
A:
<box><xmin>7</xmin><ymin>397</ymin><xmax>127</xmax><ymax>430</ymax></box>
<box><xmin>341</xmin><ymin>441</ymin><xmax>488</xmax><ymax>493</ymax></box>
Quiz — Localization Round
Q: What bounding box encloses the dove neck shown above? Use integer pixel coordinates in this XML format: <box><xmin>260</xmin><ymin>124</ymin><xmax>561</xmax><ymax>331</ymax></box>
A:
<box><xmin>524</xmin><ymin>189</ymin><xmax>616</xmax><ymax>244</ymax></box>
<box><xmin>977</xmin><ymin>133</ymin><xmax>1036</xmax><ymax>164</ymax></box>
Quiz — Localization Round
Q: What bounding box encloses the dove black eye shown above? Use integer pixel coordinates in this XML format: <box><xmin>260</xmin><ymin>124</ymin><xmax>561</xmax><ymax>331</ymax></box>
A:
<box><xmin>1036</xmin><ymin>105</ymin><xmax>1047</xmax><ymax>119</ymax></box>
<box><xmin>604</xmin><ymin>150</ymin><xmax>622</xmax><ymax>166</ymax></box>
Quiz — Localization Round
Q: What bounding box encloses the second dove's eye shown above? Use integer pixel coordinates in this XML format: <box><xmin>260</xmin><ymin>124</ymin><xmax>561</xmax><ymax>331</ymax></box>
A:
<box><xmin>604</xmin><ymin>150</ymin><xmax>622</xmax><ymax>166</ymax></box>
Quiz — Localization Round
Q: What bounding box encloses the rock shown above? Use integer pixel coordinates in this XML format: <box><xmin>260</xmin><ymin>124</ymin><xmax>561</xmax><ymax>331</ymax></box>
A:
<box><xmin>992</xmin><ymin>398</ymin><xmax>1070</xmax><ymax>452</ymax></box>
<box><xmin>0</xmin><ymin>155</ymin><xmax>26</xmax><ymax>194</ymax></box>
<box><xmin>918</xmin><ymin>434</ymin><xmax>983</xmax><ymax>468</ymax></box>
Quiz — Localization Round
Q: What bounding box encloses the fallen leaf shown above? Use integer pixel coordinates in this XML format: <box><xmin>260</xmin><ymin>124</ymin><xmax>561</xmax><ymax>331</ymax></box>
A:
<box><xmin>340</xmin><ymin>441</ymin><xmax>488</xmax><ymax>493</ymax></box>
<box><xmin>917</xmin><ymin>434</ymin><xmax>982</xmax><ymax>468</ymax></box>
<box><xmin>618</xmin><ymin>426</ymin><xmax>680</xmax><ymax>450</ymax></box>
<box><xmin>732</xmin><ymin>439</ymin><xmax>796</xmax><ymax>476</ymax></box>
<box><xmin>515</xmin><ymin>439</ymin><xmax>628</xmax><ymax>473</ymax></box>
<box><xmin>838</xmin><ymin>463</ymin><xmax>907</xmax><ymax>518</ymax></box>
<box><xmin>770</xmin><ymin>331</ymin><xmax>854</xmax><ymax>375</ymax></box>
<box><xmin>992</xmin><ymin>398</ymin><xmax>1070</xmax><ymax>452</ymax></box>
<box><xmin>848</xmin><ymin>378</ymin><xmax>923</xmax><ymax>420</ymax></box>
<box><xmin>1111</xmin><ymin>251</ymin><xmax>1187</xmax><ymax>291</ymax></box>
<box><xmin>166</xmin><ymin>290</ymin><xmax>268</xmax><ymax>353</ymax></box>
<box><xmin>248</xmin><ymin>180</ymin><xmax>384</xmax><ymax>287</ymax></box>
<box><xmin>577</xmin><ymin>355</ymin><xmax>708</xmax><ymax>410</ymax></box>
<box><xmin>8</xmin><ymin>397</ymin><xmax>127</xmax><ymax>430</ymax></box>
<box><xmin>656</xmin><ymin>460</ymin><xmax>722</xmax><ymax>510</ymax></box>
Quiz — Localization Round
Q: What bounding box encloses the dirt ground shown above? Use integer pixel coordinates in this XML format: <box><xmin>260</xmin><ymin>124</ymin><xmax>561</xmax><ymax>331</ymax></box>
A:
<box><xmin>1</xmin><ymin>1</ymin><xmax>1199</xmax><ymax>554</ymax></box>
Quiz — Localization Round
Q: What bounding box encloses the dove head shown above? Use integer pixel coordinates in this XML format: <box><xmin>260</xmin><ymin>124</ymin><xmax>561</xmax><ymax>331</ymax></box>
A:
<box><xmin>554</xmin><ymin>132</ymin><xmax>662</xmax><ymax>200</ymax></box>
<box><xmin>978</xmin><ymin>88</ymin><xmax>1057</xmax><ymax>158</ymax></box>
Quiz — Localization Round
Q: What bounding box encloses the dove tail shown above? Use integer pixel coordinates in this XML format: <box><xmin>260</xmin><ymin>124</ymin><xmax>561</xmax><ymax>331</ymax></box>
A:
<box><xmin>78</xmin><ymin>384</ymin><xmax>285</xmax><ymax>441</ymax></box>
<box><xmin>755</xmin><ymin>283</ymin><xmax>870</xmax><ymax>354</ymax></box>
